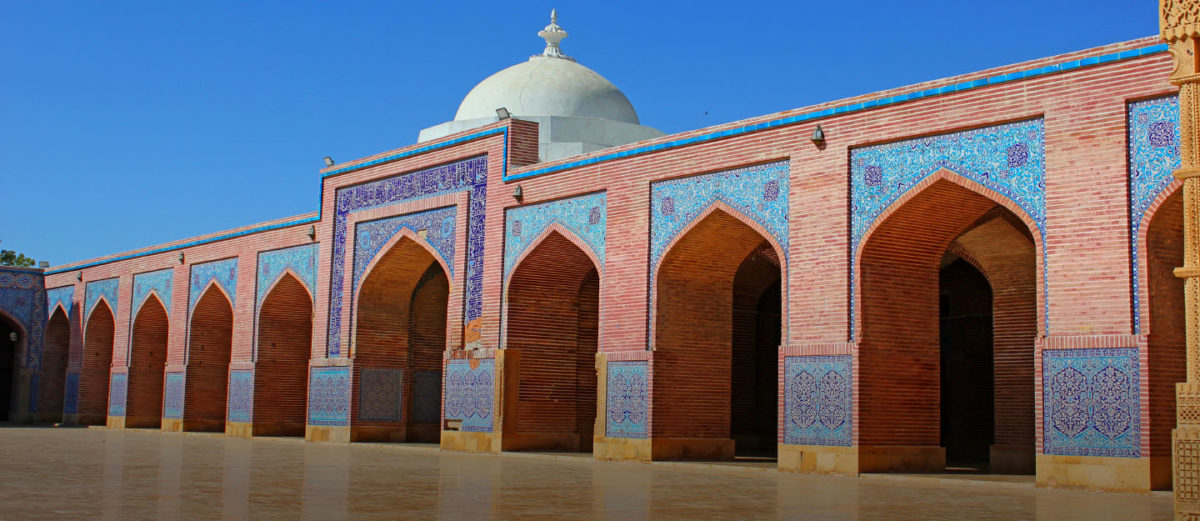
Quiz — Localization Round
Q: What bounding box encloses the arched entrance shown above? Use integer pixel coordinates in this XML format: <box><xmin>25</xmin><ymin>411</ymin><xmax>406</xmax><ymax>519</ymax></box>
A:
<box><xmin>127</xmin><ymin>295</ymin><xmax>168</xmax><ymax>428</ymax></box>
<box><xmin>185</xmin><ymin>285</ymin><xmax>233</xmax><ymax>432</ymax></box>
<box><xmin>0</xmin><ymin>314</ymin><xmax>23</xmax><ymax>422</ymax></box>
<box><xmin>254</xmin><ymin>273</ymin><xmax>313</xmax><ymax>436</ymax></box>
<box><xmin>38</xmin><ymin>306</ymin><xmax>71</xmax><ymax>423</ymax></box>
<box><xmin>352</xmin><ymin>234</ymin><xmax>448</xmax><ymax>442</ymax></box>
<box><xmin>859</xmin><ymin>177</ymin><xmax>1037</xmax><ymax>474</ymax></box>
<box><xmin>654</xmin><ymin>207</ymin><xmax>783</xmax><ymax>460</ymax></box>
<box><xmin>81</xmin><ymin>300</ymin><xmax>115</xmax><ymax>425</ymax></box>
<box><xmin>503</xmin><ymin>229</ymin><xmax>600</xmax><ymax>452</ymax></box>
<box><xmin>1146</xmin><ymin>189</ymin><xmax>1185</xmax><ymax>489</ymax></box>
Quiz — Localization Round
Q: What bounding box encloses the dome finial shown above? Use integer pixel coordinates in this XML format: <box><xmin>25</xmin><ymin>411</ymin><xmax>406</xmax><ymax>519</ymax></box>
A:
<box><xmin>535</xmin><ymin>9</ymin><xmax>574</xmax><ymax>61</ymax></box>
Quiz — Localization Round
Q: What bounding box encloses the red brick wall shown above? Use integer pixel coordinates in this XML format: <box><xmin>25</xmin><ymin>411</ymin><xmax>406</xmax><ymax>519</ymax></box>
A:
<box><xmin>127</xmin><ymin>296</ymin><xmax>168</xmax><ymax>427</ymax></box>
<box><xmin>39</xmin><ymin>307</ymin><xmax>71</xmax><ymax>418</ymax></box>
<box><xmin>80</xmin><ymin>301</ymin><xmax>114</xmax><ymax>424</ymax></box>
<box><xmin>654</xmin><ymin>209</ymin><xmax>780</xmax><ymax>439</ymax></box>
<box><xmin>1147</xmin><ymin>190</ymin><xmax>1185</xmax><ymax>460</ymax></box>
<box><xmin>184</xmin><ymin>287</ymin><xmax>233</xmax><ymax>430</ymax></box>
<box><xmin>254</xmin><ymin>274</ymin><xmax>312</xmax><ymax>430</ymax></box>
<box><xmin>506</xmin><ymin>231</ymin><xmax>599</xmax><ymax>438</ymax></box>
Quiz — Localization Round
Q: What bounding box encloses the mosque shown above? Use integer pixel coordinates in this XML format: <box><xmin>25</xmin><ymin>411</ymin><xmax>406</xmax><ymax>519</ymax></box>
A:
<box><xmin>0</xmin><ymin>9</ymin><xmax>1192</xmax><ymax>496</ymax></box>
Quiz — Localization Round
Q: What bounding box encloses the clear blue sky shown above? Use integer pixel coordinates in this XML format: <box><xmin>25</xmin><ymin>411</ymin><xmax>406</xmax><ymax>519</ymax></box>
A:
<box><xmin>1</xmin><ymin>1</ymin><xmax>1158</xmax><ymax>266</ymax></box>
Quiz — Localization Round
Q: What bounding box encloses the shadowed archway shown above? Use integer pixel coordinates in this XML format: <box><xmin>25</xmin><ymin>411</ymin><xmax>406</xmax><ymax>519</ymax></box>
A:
<box><xmin>184</xmin><ymin>286</ymin><xmax>233</xmax><ymax>432</ymax></box>
<box><xmin>1146</xmin><ymin>189</ymin><xmax>1185</xmax><ymax>489</ymax></box>
<box><xmin>38</xmin><ymin>306</ymin><xmax>71</xmax><ymax>423</ymax></box>
<box><xmin>254</xmin><ymin>273</ymin><xmax>313</xmax><ymax>436</ymax></box>
<box><xmin>81</xmin><ymin>301</ymin><xmax>115</xmax><ymax>425</ymax></box>
<box><xmin>127</xmin><ymin>295</ymin><xmax>168</xmax><ymax>428</ymax></box>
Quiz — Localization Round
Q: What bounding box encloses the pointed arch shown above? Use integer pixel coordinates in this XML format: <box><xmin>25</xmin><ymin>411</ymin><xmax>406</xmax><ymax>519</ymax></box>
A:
<box><xmin>253</xmin><ymin>271</ymin><xmax>312</xmax><ymax>436</ymax></box>
<box><xmin>38</xmin><ymin>306</ymin><xmax>71</xmax><ymax>422</ymax></box>
<box><xmin>857</xmin><ymin>174</ymin><xmax>1039</xmax><ymax>473</ymax></box>
<box><xmin>1143</xmin><ymin>186</ymin><xmax>1185</xmax><ymax>489</ymax></box>
<box><xmin>502</xmin><ymin>227</ymin><xmax>601</xmax><ymax>451</ymax></box>
<box><xmin>651</xmin><ymin>203</ymin><xmax>785</xmax><ymax>459</ymax></box>
<box><xmin>0</xmin><ymin>309</ymin><xmax>26</xmax><ymax>422</ymax></box>
<box><xmin>258</xmin><ymin>267</ymin><xmax>315</xmax><ymax>314</ymax></box>
<box><xmin>504</xmin><ymin>222</ymin><xmax>603</xmax><ymax>286</ymax></box>
<box><xmin>127</xmin><ymin>293</ymin><xmax>168</xmax><ymax>428</ymax></box>
<box><xmin>80</xmin><ymin>299</ymin><xmax>114</xmax><ymax>425</ymax></box>
<box><xmin>183</xmin><ymin>283</ymin><xmax>233</xmax><ymax>432</ymax></box>
<box><xmin>350</xmin><ymin>231</ymin><xmax>451</xmax><ymax>442</ymax></box>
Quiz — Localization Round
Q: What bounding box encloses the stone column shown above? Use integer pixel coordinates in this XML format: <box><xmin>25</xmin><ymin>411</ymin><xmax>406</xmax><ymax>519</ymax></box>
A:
<box><xmin>1166</xmin><ymin>1</ymin><xmax>1200</xmax><ymax>519</ymax></box>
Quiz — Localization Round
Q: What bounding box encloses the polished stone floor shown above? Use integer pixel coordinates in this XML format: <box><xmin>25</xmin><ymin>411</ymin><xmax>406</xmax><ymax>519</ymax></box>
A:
<box><xmin>0</xmin><ymin>426</ymin><xmax>1172</xmax><ymax>520</ymax></box>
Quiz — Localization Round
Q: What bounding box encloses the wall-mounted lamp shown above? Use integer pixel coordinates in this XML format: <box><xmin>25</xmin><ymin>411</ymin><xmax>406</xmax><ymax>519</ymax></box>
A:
<box><xmin>811</xmin><ymin>125</ymin><xmax>826</xmax><ymax>146</ymax></box>
<box><xmin>77</xmin><ymin>272</ymin><xmax>82</xmax><ymax>281</ymax></box>
<box><xmin>8</xmin><ymin>331</ymin><xmax>17</xmax><ymax>343</ymax></box>
<box><xmin>323</xmin><ymin>156</ymin><xmax>335</xmax><ymax>167</ymax></box>
<box><xmin>178</xmin><ymin>251</ymin><xmax>186</xmax><ymax>264</ymax></box>
<box><xmin>496</xmin><ymin>107</ymin><xmax>511</xmax><ymax>120</ymax></box>
<box><xmin>307</xmin><ymin>225</ymin><xmax>317</xmax><ymax>241</ymax></box>
<box><xmin>512</xmin><ymin>184</ymin><xmax>524</xmax><ymax>202</ymax></box>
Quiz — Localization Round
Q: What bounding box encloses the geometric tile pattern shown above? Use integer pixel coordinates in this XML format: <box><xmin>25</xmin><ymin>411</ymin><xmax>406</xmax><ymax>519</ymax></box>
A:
<box><xmin>784</xmin><ymin>355</ymin><xmax>853</xmax><ymax>446</ymax></box>
<box><xmin>308</xmin><ymin>366</ymin><xmax>351</xmax><ymax>426</ymax></box>
<box><xmin>256</xmin><ymin>244</ymin><xmax>318</xmax><ymax>310</ymax></box>
<box><xmin>650</xmin><ymin>161</ymin><xmax>790</xmax><ymax>269</ymax></box>
<box><xmin>1128</xmin><ymin>95</ymin><xmax>1181</xmax><ymax>334</ymax></box>
<box><xmin>413</xmin><ymin>370</ymin><xmax>442</xmax><ymax>424</ymax></box>
<box><xmin>849</xmin><ymin>119</ymin><xmax>1047</xmax><ymax>339</ymax></box>
<box><xmin>444</xmin><ymin>359</ymin><xmax>494</xmax><ymax>433</ymax></box>
<box><xmin>163</xmin><ymin>372</ymin><xmax>185</xmax><ymax>419</ymax></box>
<box><xmin>64</xmin><ymin>372</ymin><xmax>79</xmax><ymax>414</ymax></box>
<box><xmin>132</xmin><ymin>269</ymin><xmax>173</xmax><ymax>317</ymax></box>
<box><xmin>227</xmin><ymin>369</ymin><xmax>254</xmax><ymax>423</ymax></box>
<box><xmin>504</xmin><ymin>192</ymin><xmax>606</xmax><ymax>279</ymax></box>
<box><xmin>46</xmin><ymin>285</ymin><xmax>73</xmax><ymax>317</ymax></box>
<box><xmin>353</xmin><ymin>206</ymin><xmax>456</xmax><ymax>290</ymax></box>
<box><xmin>84</xmin><ymin>277</ymin><xmax>119</xmax><ymax>322</ymax></box>
<box><xmin>358</xmin><ymin>368</ymin><xmax>403</xmax><ymax>422</ymax></box>
<box><xmin>605</xmin><ymin>361</ymin><xmax>648</xmax><ymax>439</ymax></box>
<box><xmin>328</xmin><ymin>155</ymin><xmax>487</xmax><ymax>357</ymax></box>
<box><xmin>107</xmin><ymin>372</ymin><xmax>127</xmax><ymax>417</ymax></box>
<box><xmin>1042</xmin><ymin>348</ymin><xmax>1140</xmax><ymax>458</ymax></box>
<box><xmin>0</xmin><ymin>269</ymin><xmax>47</xmax><ymax>375</ymax></box>
<box><xmin>189</xmin><ymin>258</ymin><xmax>238</xmax><ymax>312</ymax></box>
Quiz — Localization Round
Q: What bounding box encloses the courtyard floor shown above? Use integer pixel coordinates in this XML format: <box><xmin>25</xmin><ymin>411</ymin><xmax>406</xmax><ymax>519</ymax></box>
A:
<box><xmin>0</xmin><ymin>426</ymin><xmax>1173</xmax><ymax>520</ymax></box>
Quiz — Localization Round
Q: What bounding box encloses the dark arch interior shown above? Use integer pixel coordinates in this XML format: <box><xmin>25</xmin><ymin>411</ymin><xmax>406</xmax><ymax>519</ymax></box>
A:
<box><xmin>185</xmin><ymin>287</ymin><xmax>233</xmax><ymax>432</ymax></box>
<box><xmin>39</xmin><ymin>307</ymin><xmax>71</xmax><ymax>422</ymax></box>
<box><xmin>255</xmin><ymin>273</ymin><xmax>313</xmax><ymax>436</ymax></box>
<box><xmin>939</xmin><ymin>258</ymin><xmax>994</xmax><ymax>468</ymax></box>
<box><xmin>731</xmin><ymin>244</ymin><xmax>782</xmax><ymax>458</ymax></box>
<box><xmin>81</xmin><ymin>302</ymin><xmax>114</xmax><ymax>425</ymax></box>
<box><xmin>0</xmin><ymin>316</ymin><xmax>17</xmax><ymax>421</ymax></box>
<box><xmin>128</xmin><ymin>296</ymin><xmax>168</xmax><ymax>428</ymax></box>
<box><xmin>1147</xmin><ymin>189</ymin><xmax>1185</xmax><ymax>490</ymax></box>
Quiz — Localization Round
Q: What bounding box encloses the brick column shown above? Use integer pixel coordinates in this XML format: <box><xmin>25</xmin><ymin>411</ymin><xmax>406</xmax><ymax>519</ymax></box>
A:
<box><xmin>1165</xmin><ymin>2</ymin><xmax>1200</xmax><ymax>519</ymax></box>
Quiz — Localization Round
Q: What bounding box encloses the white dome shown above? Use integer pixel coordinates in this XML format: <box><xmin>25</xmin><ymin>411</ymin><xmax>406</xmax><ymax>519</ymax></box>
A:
<box><xmin>454</xmin><ymin>57</ymin><xmax>641</xmax><ymax>124</ymax></box>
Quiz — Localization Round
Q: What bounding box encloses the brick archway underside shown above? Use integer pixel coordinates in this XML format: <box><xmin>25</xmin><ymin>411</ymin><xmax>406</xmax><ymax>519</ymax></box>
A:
<box><xmin>185</xmin><ymin>288</ymin><xmax>233</xmax><ymax>432</ymax></box>
<box><xmin>1147</xmin><ymin>189</ymin><xmax>1185</xmax><ymax>489</ymax></box>
<box><xmin>128</xmin><ymin>296</ymin><xmax>168</xmax><ymax>428</ymax></box>
<box><xmin>506</xmin><ymin>231</ymin><xmax>599</xmax><ymax>452</ymax></box>
<box><xmin>254</xmin><ymin>273</ymin><xmax>312</xmax><ymax>437</ymax></box>
<box><xmin>353</xmin><ymin>237</ymin><xmax>447</xmax><ymax>443</ymax></box>
<box><xmin>859</xmin><ymin>179</ymin><xmax>1036</xmax><ymax>474</ymax></box>
<box><xmin>81</xmin><ymin>302</ymin><xmax>114</xmax><ymax>426</ymax></box>
<box><xmin>39</xmin><ymin>307</ymin><xmax>70</xmax><ymax>423</ymax></box>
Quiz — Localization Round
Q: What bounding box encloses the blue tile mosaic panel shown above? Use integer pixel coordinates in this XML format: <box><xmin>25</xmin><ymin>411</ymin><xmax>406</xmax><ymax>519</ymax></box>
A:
<box><xmin>256</xmin><ymin>244</ymin><xmax>318</xmax><ymax>310</ymax></box>
<box><xmin>189</xmin><ymin>258</ymin><xmax>238</xmax><ymax>312</ymax></box>
<box><xmin>227</xmin><ymin>369</ymin><xmax>254</xmax><ymax>423</ymax></box>
<box><xmin>163</xmin><ymin>372</ymin><xmax>185</xmax><ymax>419</ymax></box>
<box><xmin>46</xmin><ymin>286</ymin><xmax>73</xmax><ymax>317</ymax></box>
<box><xmin>504</xmin><ymin>192</ymin><xmax>606</xmax><ymax>279</ymax></box>
<box><xmin>328</xmin><ymin>156</ymin><xmax>487</xmax><ymax>356</ymax></box>
<box><xmin>444</xmin><ymin>359</ymin><xmax>494</xmax><ymax>432</ymax></box>
<box><xmin>64</xmin><ymin>372</ymin><xmax>79</xmax><ymax>414</ymax></box>
<box><xmin>358</xmin><ymin>368</ymin><xmax>404</xmax><ymax>422</ymax></box>
<box><xmin>1042</xmin><ymin>348</ymin><xmax>1140</xmax><ymax>458</ymax></box>
<box><xmin>849</xmin><ymin>119</ymin><xmax>1047</xmax><ymax>339</ymax></box>
<box><xmin>308</xmin><ymin>366</ymin><xmax>351</xmax><ymax>426</ymax></box>
<box><xmin>650</xmin><ymin>161</ymin><xmax>790</xmax><ymax>268</ymax></box>
<box><xmin>353</xmin><ymin>206</ymin><xmax>457</xmax><ymax>290</ymax></box>
<box><xmin>605</xmin><ymin>361</ymin><xmax>648</xmax><ymax>439</ymax></box>
<box><xmin>784</xmin><ymin>355</ymin><xmax>853</xmax><ymax>446</ymax></box>
<box><xmin>413</xmin><ymin>370</ymin><xmax>442</xmax><ymax>424</ymax></box>
<box><xmin>132</xmin><ymin>269</ymin><xmax>173</xmax><ymax>317</ymax></box>
<box><xmin>107</xmin><ymin>372</ymin><xmax>127</xmax><ymax>417</ymax></box>
<box><xmin>85</xmin><ymin>278</ymin><xmax>119</xmax><ymax>322</ymax></box>
<box><xmin>1128</xmin><ymin>96</ymin><xmax>1181</xmax><ymax>334</ymax></box>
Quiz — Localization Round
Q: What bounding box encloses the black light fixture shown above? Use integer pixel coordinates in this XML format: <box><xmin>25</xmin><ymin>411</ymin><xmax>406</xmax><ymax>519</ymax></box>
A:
<box><xmin>512</xmin><ymin>184</ymin><xmax>524</xmax><ymax>202</ymax></box>
<box><xmin>323</xmin><ymin>156</ymin><xmax>335</xmax><ymax>167</ymax></box>
<box><xmin>77</xmin><ymin>272</ymin><xmax>82</xmax><ymax>281</ymax></box>
<box><xmin>307</xmin><ymin>225</ymin><xmax>317</xmax><ymax>241</ymax></box>
<box><xmin>811</xmin><ymin>125</ymin><xmax>826</xmax><ymax>146</ymax></box>
<box><xmin>8</xmin><ymin>331</ymin><xmax>17</xmax><ymax>342</ymax></box>
<box><xmin>178</xmin><ymin>251</ymin><xmax>185</xmax><ymax>264</ymax></box>
<box><xmin>496</xmin><ymin>107</ymin><xmax>511</xmax><ymax>120</ymax></box>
